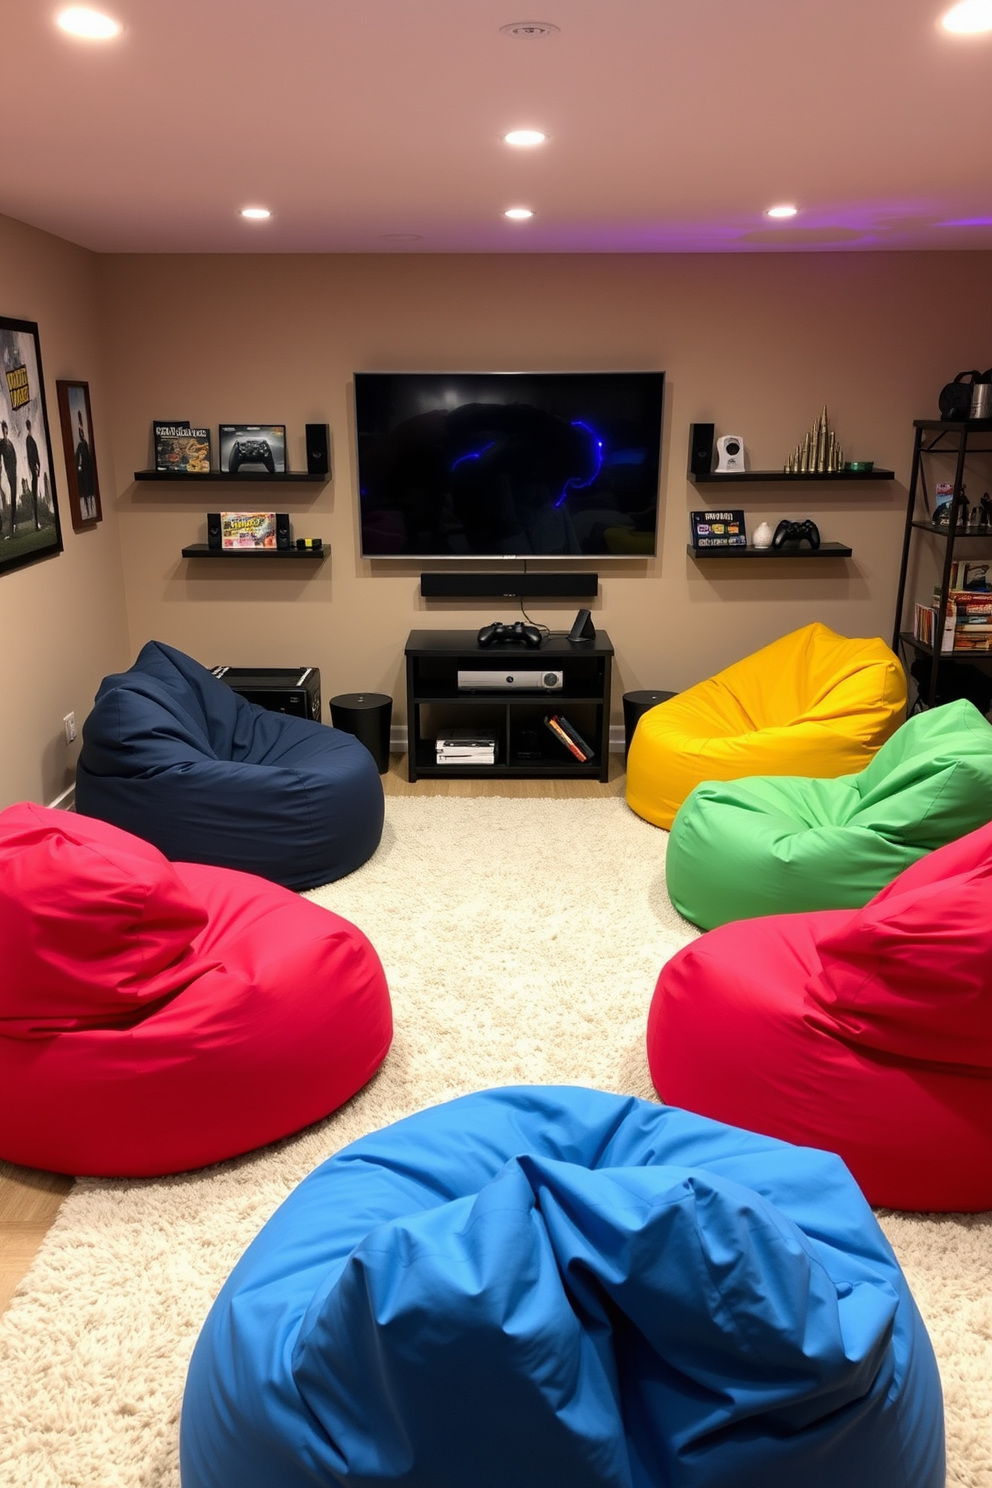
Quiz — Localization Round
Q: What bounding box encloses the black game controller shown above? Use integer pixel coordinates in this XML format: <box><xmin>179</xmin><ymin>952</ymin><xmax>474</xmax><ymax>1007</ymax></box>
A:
<box><xmin>477</xmin><ymin>620</ymin><xmax>542</xmax><ymax>648</ymax></box>
<box><xmin>772</xmin><ymin>518</ymin><xmax>820</xmax><ymax>550</ymax></box>
<box><xmin>229</xmin><ymin>438</ymin><xmax>276</xmax><ymax>474</ymax></box>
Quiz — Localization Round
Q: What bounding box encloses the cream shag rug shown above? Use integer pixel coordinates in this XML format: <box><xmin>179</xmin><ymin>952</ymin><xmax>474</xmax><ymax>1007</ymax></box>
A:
<box><xmin>0</xmin><ymin>798</ymin><xmax>989</xmax><ymax>1486</ymax></box>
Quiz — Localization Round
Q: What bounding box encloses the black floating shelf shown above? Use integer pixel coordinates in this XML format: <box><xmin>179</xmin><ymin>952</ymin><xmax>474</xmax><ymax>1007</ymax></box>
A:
<box><xmin>898</xmin><ymin>631</ymin><xmax>992</xmax><ymax>661</ymax></box>
<box><xmin>688</xmin><ymin>469</ymin><xmax>894</xmax><ymax>484</ymax></box>
<box><xmin>912</xmin><ymin>520</ymin><xmax>992</xmax><ymax>536</ymax></box>
<box><xmin>688</xmin><ymin>541</ymin><xmax>852</xmax><ymax>559</ymax></box>
<box><xmin>136</xmin><ymin>470</ymin><xmax>326</xmax><ymax>483</ymax></box>
<box><xmin>181</xmin><ymin>544</ymin><xmax>327</xmax><ymax>560</ymax></box>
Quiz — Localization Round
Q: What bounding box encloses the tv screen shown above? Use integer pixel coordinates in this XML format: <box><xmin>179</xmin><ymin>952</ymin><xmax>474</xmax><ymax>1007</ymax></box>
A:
<box><xmin>354</xmin><ymin>371</ymin><xmax>664</xmax><ymax>559</ymax></box>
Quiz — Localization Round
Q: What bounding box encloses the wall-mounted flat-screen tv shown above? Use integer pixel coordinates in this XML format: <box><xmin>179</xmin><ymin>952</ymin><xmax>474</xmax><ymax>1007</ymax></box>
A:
<box><xmin>354</xmin><ymin>370</ymin><xmax>665</xmax><ymax>559</ymax></box>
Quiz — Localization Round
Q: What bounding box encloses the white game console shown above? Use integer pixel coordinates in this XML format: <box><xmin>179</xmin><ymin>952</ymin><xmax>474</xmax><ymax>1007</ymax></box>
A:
<box><xmin>457</xmin><ymin>669</ymin><xmax>563</xmax><ymax>690</ymax></box>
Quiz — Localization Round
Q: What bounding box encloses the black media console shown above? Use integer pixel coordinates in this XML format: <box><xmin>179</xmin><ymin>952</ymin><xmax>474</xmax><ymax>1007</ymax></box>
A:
<box><xmin>405</xmin><ymin>629</ymin><xmax>614</xmax><ymax>783</ymax></box>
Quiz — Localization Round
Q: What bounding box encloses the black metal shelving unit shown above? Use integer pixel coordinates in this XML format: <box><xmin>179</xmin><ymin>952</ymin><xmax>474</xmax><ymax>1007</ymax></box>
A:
<box><xmin>891</xmin><ymin>419</ymin><xmax>992</xmax><ymax>708</ymax></box>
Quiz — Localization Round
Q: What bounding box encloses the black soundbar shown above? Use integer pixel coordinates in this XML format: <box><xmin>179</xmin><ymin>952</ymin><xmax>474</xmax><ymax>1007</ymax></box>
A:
<box><xmin>421</xmin><ymin>572</ymin><xmax>598</xmax><ymax>600</ymax></box>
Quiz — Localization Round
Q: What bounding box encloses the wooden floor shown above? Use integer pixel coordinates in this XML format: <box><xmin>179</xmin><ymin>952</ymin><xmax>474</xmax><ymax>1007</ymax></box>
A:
<box><xmin>0</xmin><ymin>752</ymin><xmax>628</xmax><ymax>1316</ymax></box>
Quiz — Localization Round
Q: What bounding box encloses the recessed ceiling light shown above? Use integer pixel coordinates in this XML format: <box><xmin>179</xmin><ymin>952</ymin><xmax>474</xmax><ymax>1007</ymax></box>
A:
<box><xmin>240</xmin><ymin>207</ymin><xmax>271</xmax><ymax>220</ymax></box>
<box><xmin>56</xmin><ymin>6</ymin><xmax>121</xmax><ymax>38</ymax></box>
<box><xmin>503</xmin><ymin>129</ymin><xmax>547</xmax><ymax>147</ymax></box>
<box><xmin>504</xmin><ymin>207</ymin><xmax>534</xmax><ymax>220</ymax></box>
<box><xmin>941</xmin><ymin>0</ymin><xmax>992</xmax><ymax>32</ymax></box>
<box><xmin>766</xmin><ymin>204</ymin><xmax>799</xmax><ymax>219</ymax></box>
<box><xmin>499</xmin><ymin>21</ymin><xmax>560</xmax><ymax>38</ymax></box>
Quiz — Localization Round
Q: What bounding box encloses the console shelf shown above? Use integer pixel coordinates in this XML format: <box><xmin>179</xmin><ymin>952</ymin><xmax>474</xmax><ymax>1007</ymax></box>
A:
<box><xmin>687</xmin><ymin>542</ymin><xmax>853</xmax><ymax>559</ymax></box>
<box><xmin>181</xmin><ymin>544</ymin><xmax>327</xmax><ymax>560</ymax></box>
<box><xmin>405</xmin><ymin>628</ymin><xmax>613</xmax><ymax>782</ymax></box>
<box><xmin>136</xmin><ymin>470</ymin><xmax>326</xmax><ymax>483</ymax></box>
<box><xmin>689</xmin><ymin>470</ymin><xmax>893</xmax><ymax>484</ymax></box>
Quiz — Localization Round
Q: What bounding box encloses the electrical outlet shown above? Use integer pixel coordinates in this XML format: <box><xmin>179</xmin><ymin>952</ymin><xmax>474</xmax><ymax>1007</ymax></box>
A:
<box><xmin>63</xmin><ymin>711</ymin><xmax>76</xmax><ymax>745</ymax></box>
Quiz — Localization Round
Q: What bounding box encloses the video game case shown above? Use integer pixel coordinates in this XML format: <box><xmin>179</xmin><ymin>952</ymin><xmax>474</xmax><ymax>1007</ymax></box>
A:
<box><xmin>549</xmin><ymin>712</ymin><xmax>595</xmax><ymax>760</ymax></box>
<box><xmin>544</xmin><ymin>715</ymin><xmax>587</xmax><ymax>762</ymax></box>
<box><xmin>154</xmin><ymin>423</ymin><xmax>211</xmax><ymax>474</ymax></box>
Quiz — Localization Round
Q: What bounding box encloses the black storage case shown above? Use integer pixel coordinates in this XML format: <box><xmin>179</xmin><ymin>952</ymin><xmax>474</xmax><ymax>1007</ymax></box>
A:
<box><xmin>211</xmin><ymin>666</ymin><xmax>321</xmax><ymax>721</ymax></box>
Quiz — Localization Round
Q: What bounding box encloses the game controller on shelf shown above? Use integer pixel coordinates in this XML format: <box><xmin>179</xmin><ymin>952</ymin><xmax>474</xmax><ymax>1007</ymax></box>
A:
<box><xmin>772</xmin><ymin>518</ymin><xmax>820</xmax><ymax>550</ymax></box>
<box><xmin>228</xmin><ymin>438</ymin><xmax>276</xmax><ymax>474</ymax></box>
<box><xmin>477</xmin><ymin>621</ymin><xmax>543</xmax><ymax>648</ymax></box>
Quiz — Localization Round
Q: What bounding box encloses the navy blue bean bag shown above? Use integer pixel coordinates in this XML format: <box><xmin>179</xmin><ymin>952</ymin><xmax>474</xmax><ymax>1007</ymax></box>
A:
<box><xmin>180</xmin><ymin>1087</ymin><xmax>943</xmax><ymax>1488</ymax></box>
<box><xmin>76</xmin><ymin>641</ymin><xmax>383</xmax><ymax>889</ymax></box>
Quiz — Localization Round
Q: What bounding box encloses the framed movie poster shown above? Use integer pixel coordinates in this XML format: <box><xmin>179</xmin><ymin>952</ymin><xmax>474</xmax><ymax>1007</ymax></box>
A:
<box><xmin>0</xmin><ymin>316</ymin><xmax>62</xmax><ymax>577</ymax></box>
<box><xmin>57</xmin><ymin>380</ymin><xmax>103</xmax><ymax>528</ymax></box>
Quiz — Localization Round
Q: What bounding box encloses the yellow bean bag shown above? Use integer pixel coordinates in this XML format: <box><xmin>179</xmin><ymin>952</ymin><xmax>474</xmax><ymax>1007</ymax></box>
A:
<box><xmin>626</xmin><ymin>623</ymin><xmax>906</xmax><ymax>830</ymax></box>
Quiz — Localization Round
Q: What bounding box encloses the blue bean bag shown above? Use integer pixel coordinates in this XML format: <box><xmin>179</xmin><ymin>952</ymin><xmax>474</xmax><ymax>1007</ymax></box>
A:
<box><xmin>76</xmin><ymin>640</ymin><xmax>383</xmax><ymax>889</ymax></box>
<box><xmin>180</xmin><ymin>1087</ymin><xmax>943</xmax><ymax>1488</ymax></box>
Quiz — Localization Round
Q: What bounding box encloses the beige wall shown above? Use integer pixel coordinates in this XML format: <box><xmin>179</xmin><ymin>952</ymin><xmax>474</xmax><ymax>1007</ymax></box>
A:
<box><xmin>6</xmin><ymin>241</ymin><xmax>992</xmax><ymax>802</ymax></box>
<box><xmin>98</xmin><ymin>250</ymin><xmax>992</xmax><ymax>734</ymax></box>
<box><xmin>0</xmin><ymin>213</ymin><xmax>128</xmax><ymax>808</ymax></box>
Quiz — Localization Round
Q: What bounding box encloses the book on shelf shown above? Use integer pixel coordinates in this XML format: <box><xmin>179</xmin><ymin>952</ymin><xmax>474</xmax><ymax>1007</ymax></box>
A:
<box><xmin>940</xmin><ymin>561</ymin><xmax>992</xmax><ymax>592</ymax></box>
<box><xmin>153</xmin><ymin>423</ymin><xmax>211</xmax><ymax>474</ymax></box>
<box><xmin>543</xmin><ymin>713</ymin><xmax>594</xmax><ymax>762</ymax></box>
<box><xmin>689</xmin><ymin>509</ymin><xmax>747</xmax><ymax>548</ymax></box>
<box><xmin>914</xmin><ymin>600</ymin><xmax>956</xmax><ymax>652</ymax></box>
<box><xmin>220</xmin><ymin>511</ymin><xmax>277</xmax><ymax>548</ymax></box>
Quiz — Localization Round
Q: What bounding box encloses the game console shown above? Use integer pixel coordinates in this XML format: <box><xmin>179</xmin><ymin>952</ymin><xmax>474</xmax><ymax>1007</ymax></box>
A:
<box><xmin>457</xmin><ymin>669</ymin><xmax>563</xmax><ymax>690</ymax></box>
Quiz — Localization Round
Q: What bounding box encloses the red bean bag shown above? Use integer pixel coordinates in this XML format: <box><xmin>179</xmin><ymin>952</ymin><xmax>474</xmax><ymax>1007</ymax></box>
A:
<box><xmin>649</xmin><ymin>819</ymin><xmax>992</xmax><ymax>1211</ymax></box>
<box><xmin>0</xmin><ymin>804</ymin><xmax>392</xmax><ymax>1177</ymax></box>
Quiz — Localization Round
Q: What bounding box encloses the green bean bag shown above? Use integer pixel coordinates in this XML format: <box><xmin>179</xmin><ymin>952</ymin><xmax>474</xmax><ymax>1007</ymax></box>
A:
<box><xmin>666</xmin><ymin>698</ymin><xmax>992</xmax><ymax>929</ymax></box>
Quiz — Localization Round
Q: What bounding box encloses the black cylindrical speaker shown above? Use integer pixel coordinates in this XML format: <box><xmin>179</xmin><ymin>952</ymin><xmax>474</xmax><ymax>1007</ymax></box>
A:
<box><xmin>329</xmin><ymin>692</ymin><xmax>393</xmax><ymax>773</ymax></box>
<box><xmin>207</xmin><ymin>512</ymin><xmax>222</xmax><ymax>549</ymax></box>
<box><xmin>689</xmin><ymin>423</ymin><xmax>715</xmax><ymax>476</ymax></box>
<box><xmin>623</xmin><ymin>690</ymin><xmax>676</xmax><ymax>761</ymax></box>
<box><xmin>276</xmin><ymin>512</ymin><xmax>291</xmax><ymax>549</ymax></box>
<box><xmin>305</xmin><ymin>423</ymin><xmax>330</xmax><ymax>476</ymax></box>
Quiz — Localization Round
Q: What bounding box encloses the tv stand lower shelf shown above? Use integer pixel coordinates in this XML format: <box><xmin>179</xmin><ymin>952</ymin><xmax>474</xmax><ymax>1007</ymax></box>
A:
<box><xmin>405</xmin><ymin>628</ymin><xmax>614</xmax><ymax>782</ymax></box>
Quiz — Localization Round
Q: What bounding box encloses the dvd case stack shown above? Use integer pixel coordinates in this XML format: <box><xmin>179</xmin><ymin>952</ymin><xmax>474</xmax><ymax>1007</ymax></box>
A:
<box><xmin>436</xmin><ymin>729</ymin><xmax>497</xmax><ymax>764</ymax></box>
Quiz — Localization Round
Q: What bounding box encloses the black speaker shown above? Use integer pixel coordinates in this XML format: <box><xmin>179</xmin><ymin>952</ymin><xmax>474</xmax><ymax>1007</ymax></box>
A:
<box><xmin>420</xmin><ymin>572</ymin><xmax>598</xmax><ymax>600</ymax></box>
<box><xmin>305</xmin><ymin>423</ymin><xmax>330</xmax><ymax>476</ymax></box>
<box><xmin>689</xmin><ymin>423</ymin><xmax>715</xmax><ymax>476</ymax></box>
<box><xmin>207</xmin><ymin>512</ymin><xmax>222</xmax><ymax>549</ymax></box>
<box><xmin>276</xmin><ymin>512</ymin><xmax>291</xmax><ymax>549</ymax></box>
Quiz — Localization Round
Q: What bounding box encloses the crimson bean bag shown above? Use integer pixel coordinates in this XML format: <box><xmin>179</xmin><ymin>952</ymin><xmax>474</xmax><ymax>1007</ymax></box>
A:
<box><xmin>649</xmin><ymin>819</ymin><xmax>992</xmax><ymax>1210</ymax></box>
<box><xmin>0</xmin><ymin>803</ymin><xmax>392</xmax><ymax>1177</ymax></box>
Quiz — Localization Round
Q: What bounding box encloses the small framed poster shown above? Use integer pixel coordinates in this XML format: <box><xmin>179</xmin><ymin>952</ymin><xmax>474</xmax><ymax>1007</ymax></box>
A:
<box><xmin>57</xmin><ymin>379</ymin><xmax>103</xmax><ymax>528</ymax></box>
<box><xmin>0</xmin><ymin>314</ymin><xmax>63</xmax><ymax>576</ymax></box>
<box><xmin>219</xmin><ymin>424</ymin><xmax>287</xmax><ymax>475</ymax></box>
<box><xmin>220</xmin><ymin>511</ymin><xmax>277</xmax><ymax>548</ymax></box>
<box><xmin>690</xmin><ymin>509</ymin><xmax>747</xmax><ymax>548</ymax></box>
